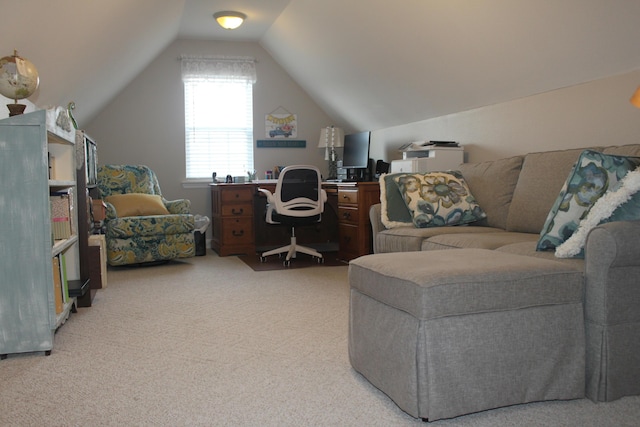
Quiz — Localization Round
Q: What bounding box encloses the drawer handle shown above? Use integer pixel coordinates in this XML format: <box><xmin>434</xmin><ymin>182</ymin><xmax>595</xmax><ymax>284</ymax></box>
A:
<box><xmin>342</xmin><ymin>212</ymin><xmax>351</xmax><ymax>220</ymax></box>
<box><xmin>232</xmin><ymin>229</ymin><xmax>244</xmax><ymax>237</ymax></box>
<box><xmin>231</xmin><ymin>208</ymin><xmax>244</xmax><ymax>215</ymax></box>
<box><xmin>342</xmin><ymin>194</ymin><xmax>350</xmax><ymax>199</ymax></box>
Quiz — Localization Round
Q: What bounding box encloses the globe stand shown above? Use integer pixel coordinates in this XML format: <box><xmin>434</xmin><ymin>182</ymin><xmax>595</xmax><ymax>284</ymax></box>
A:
<box><xmin>7</xmin><ymin>103</ymin><xmax>26</xmax><ymax>117</ymax></box>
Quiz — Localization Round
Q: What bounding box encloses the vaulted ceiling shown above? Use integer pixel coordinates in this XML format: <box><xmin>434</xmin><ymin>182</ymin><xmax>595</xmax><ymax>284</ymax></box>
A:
<box><xmin>3</xmin><ymin>0</ymin><xmax>640</xmax><ymax>131</ymax></box>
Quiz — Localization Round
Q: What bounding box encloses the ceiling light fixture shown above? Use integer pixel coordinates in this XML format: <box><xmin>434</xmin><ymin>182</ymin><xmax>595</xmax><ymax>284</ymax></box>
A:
<box><xmin>213</xmin><ymin>11</ymin><xmax>246</xmax><ymax>30</ymax></box>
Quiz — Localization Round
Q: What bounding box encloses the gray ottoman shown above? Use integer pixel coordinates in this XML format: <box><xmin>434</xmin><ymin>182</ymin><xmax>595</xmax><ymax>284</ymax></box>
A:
<box><xmin>349</xmin><ymin>249</ymin><xmax>585</xmax><ymax>421</ymax></box>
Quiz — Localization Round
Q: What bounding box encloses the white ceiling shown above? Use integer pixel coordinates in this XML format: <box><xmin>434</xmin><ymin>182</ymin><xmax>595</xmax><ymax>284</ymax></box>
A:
<box><xmin>3</xmin><ymin>0</ymin><xmax>640</xmax><ymax>131</ymax></box>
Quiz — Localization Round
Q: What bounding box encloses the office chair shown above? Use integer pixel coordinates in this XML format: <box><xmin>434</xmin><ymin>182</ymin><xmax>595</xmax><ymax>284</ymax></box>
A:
<box><xmin>258</xmin><ymin>165</ymin><xmax>328</xmax><ymax>267</ymax></box>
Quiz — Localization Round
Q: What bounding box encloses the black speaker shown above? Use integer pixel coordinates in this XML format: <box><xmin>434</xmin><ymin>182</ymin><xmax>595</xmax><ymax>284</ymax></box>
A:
<box><xmin>365</xmin><ymin>158</ymin><xmax>375</xmax><ymax>181</ymax></box>
<box><xmin>375</xmin><ymin>160</ymin><xmax>390</xmax><ymax>175</ymax></box>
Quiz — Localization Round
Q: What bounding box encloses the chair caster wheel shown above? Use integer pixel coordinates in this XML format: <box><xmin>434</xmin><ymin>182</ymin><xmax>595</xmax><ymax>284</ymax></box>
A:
<box><xmin>317</xmin><ymin>257</ymin><xmax>324</xmax><ymax>264</ymax></box>
<box><xmin>283</xmin><ymin>260</ymin><xmax>291</xmax><ymax>267</ymax></box>
<box><xmin>260</xmin><ymin>256</ymin><xmax>266</xmax><ymax>263</ymax></box>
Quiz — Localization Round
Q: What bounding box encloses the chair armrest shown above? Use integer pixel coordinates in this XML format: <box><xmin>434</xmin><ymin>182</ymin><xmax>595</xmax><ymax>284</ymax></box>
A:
<box><xmin>583</xmin><ymin>219</ymin><xmax>640</xmax><ymax>401</ymax></box>
<box><xmin>104</xmin><ymin>201</ymin><xmax>118</xmax><ymax>220</ymax></box>
<box><xmin>369</xmin><ymin>203</ymin><xmax>386</xmax><ymax>254</ymax></box>
<box><xmin>164</xmin><ymin>198</ymin><xmax>191</xmax><ymax>214</ymax></box>
<box><xmin>369</xmin><ymin>203</ymin><xmax>386</xmax><ymax>235</ymax></box>
<box><xmin>584</xmin><ymin>220</ymin><xmax>640</xmax><ymax>322</ymax></box>
<box><xmin>258</xmin><ymin>188</ymin><xmax>275</xmax><ymax>204</ymax></box>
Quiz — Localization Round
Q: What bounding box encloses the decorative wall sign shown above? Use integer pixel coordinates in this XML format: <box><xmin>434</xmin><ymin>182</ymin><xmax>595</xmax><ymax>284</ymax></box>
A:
<box><xmin>265</xmin><ymin>106</ymin><xmax>297</xmax><ymax>138</ymax></box>
<box><xmin>257</xmin><ymin>139</ymin><xmax>306</xmax><ymax>148</ymax></box>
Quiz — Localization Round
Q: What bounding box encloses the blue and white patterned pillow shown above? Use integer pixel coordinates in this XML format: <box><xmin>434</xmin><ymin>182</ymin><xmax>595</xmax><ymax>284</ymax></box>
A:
<box><xmin>555</xmin><ymin>167</ymin><xmax>640</xmax><ymax>258</ymax></box>
<box><xmin>537</xmin><ymin>150</ymin><xmax>640</xmax><ymax>251</ymax></box>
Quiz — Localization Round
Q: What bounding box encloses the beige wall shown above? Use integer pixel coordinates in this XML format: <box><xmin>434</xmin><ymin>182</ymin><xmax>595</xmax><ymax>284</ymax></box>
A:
<box><xmin>370</xmin><ymin>69</ymin><xmax>640</xmax><ymax>164</ymax></box>
<box><xmin>85</xmin><ymin>37</ymin><xmax>640</xmax><ymax>243</ymax></box>
<box><xmin>85</xmin><ymin>39</ymin><xmax>334</xmax><ymax>236</ymax></box>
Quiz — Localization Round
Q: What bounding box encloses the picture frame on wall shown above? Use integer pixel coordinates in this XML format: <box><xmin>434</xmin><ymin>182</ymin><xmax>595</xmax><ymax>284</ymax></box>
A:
<box><xmin>265</xmin><ymin>107</ymin><xmax>297</xmax><ymax>138</ymax></box>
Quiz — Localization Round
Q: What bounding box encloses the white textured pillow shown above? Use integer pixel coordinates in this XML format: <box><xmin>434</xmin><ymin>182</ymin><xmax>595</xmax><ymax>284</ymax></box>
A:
<box><xmin>555</xmin><ymin>168</ymin><xmax>640</xmax><ymax>258</ymax></box>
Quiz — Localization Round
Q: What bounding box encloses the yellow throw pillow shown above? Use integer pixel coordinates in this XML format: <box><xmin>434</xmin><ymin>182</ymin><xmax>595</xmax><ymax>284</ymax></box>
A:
<box><xmin>105</xmin><ymin>193</ymin><xmax>170</xmax><ymax>217</ymax></box>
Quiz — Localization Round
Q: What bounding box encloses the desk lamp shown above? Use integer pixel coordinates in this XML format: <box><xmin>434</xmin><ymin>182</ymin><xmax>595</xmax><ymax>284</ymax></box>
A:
<box><xmin>318</xmin><ymin>126</ymin><xmax>344</xmax><ymax>179</ymax></box>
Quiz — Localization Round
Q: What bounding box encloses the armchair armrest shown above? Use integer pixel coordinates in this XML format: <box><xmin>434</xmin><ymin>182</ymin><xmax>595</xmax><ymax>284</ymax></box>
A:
<box><xmin>583</xmin><ymin>219</ymin><xmax>640</xmax><ymax>401</ymax></box>
<box><xmin>163</xmin><ymin>198</ymin><xmax>191</xmax><ymax>214</ymax></box>
<box><xmin>369</xmin><ymin>203</ymin><xmax>386</xmax><ymax>234</ymax></box>
<box><xmin>369</xmin><ymin>203</ymin><xmax>386</xmax><ymax>254</ymax></box>
<box><xmin>104</xmin><ymin>201</ymin><xmax>118</xmax><ymax>220</ymax></box>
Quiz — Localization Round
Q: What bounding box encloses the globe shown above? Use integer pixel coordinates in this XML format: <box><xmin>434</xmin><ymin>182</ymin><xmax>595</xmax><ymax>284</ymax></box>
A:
<box><xmin>0</xmin><ymin>50</ymin><xmax>39</xmax><ymax>102</ymax></box>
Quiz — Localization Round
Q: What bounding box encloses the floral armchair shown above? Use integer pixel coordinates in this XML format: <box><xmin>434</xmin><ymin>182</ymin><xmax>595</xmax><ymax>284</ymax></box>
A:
<box><xmin>97</xmin><ymin>165</ymin><xmax>195</xmax><ymax>266</ymax></box>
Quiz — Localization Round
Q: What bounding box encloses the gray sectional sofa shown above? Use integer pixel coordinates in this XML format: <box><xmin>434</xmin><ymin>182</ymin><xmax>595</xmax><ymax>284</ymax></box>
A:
<box><xmin>348</xmin><ymin>144</ymin><xmax>640</xmax><ymax>421</ymax></box>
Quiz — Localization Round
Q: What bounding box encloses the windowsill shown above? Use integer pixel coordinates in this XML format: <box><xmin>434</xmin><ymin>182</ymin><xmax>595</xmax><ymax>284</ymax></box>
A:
<box><xmin>182</xmin><ymin>179</ymin><xmax>214</xmax><ymax>189</ymax></box>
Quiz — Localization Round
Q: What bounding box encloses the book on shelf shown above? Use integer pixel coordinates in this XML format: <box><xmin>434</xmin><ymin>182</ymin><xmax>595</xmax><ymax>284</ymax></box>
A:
<box><xmin>50</xmin><ymin>191</ymin><xmax>73</xmax><ymax>239</ymax></box>
<box><xmin>60</xmin><ymin>253</ymin><xmax>69</xmax><ymax>303</ymax></box>
<box><xmin>52</xmin><ymin>256</ymin><xmax>64</xmax><ymax>314</ymax></box>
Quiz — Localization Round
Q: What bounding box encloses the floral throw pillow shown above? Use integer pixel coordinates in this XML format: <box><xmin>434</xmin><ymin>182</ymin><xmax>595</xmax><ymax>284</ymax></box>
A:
<box><xmin>537</xmin><ymin>150</ymin><xmax>640</xmax><ymax>251</ymax></box>
<box><xmin>555</xmin><ymin>167</ymin><xmax>640</xmax><ymax>258</ymax></box>
<box><xmin>393</xmin><ymin>171</ymin><xmax>486</xmax><ymax>228</ymax></box>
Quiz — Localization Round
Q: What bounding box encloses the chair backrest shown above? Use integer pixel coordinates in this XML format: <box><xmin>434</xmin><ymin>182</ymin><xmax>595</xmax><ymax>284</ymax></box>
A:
<box><xmin>272</xmin><ymin>165</ymin><xmax>325</xmax><ymax>218</ymax></box>
<box><xmin>97</xmin><ymin>165</ymin><xmax>163</xmax><ymax>198</ymax></box>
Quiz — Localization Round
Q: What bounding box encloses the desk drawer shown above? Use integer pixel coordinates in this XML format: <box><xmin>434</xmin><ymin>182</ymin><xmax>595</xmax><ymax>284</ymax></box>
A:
<box><xmin>221</xmin><ymin>202</ymin><xmax>252</xmax><ymax>217</ymax></box>
<box><xmin>338</xmin><ymin>189</ymin><xmax>358</xmax><ymax>205</ymax></box>
<box><xmin>338</xmin><ymin>223</ymin><xmax>359</xmax><ymax>260</ymax></box>
<box><xmin>221</xmin><ymin>218</ymin><xmax>253</xmax><ymax>244</ymax></box>
<box><xmin>338</xmin><ymin>206</ymin><xmax>358</xmax><ymax>225</ymax></box>
<box><xmin>221</xmin><ymin>187</ymin><xmax>254</xmax><ymax>203</ymax></box>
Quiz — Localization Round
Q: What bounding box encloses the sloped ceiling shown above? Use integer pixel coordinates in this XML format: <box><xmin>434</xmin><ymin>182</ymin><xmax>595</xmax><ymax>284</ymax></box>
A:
<box><xmin>3</xmin><ymin>0</ymin><xmax>640</xmax><ymax>132</ymax></box>
<box><xmin>1</xmin><ymin>0</ymin><xmax>185</xmax><ymax>125</ymax></box>
<box><xmin>262</xmin><ymin>0</ymin><xmax>640</xmax><ymax>131</ymax></box>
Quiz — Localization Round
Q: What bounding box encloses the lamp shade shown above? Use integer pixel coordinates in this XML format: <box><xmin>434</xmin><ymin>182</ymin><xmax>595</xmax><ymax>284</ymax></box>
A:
<box><xmin>214</xmin><ymin>11</ymin><xmax>246</xmax><ymax>30</ymax></box>
<box><xmin>631</xmin><ymin>86</ymin><xmax>640</xmax><ymax>109</ymax></box>
<box><xmin>318</xmin><ymin>127</ymin><xmax>344</xmax><ymax>148</ymax></box>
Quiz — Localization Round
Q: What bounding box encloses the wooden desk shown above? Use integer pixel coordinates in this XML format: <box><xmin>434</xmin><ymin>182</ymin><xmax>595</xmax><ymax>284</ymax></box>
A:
<box><xmin>210</xmin><ymin>181</ymin><xmax>380</xmax><ymax>261</ymax></box>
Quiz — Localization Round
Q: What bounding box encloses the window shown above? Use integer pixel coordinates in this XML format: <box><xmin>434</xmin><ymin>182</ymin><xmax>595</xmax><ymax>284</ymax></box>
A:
<box><xmin>181</xmin><ymin>56</ymin><xmax>256</xmax><ymax>179</ymax></box>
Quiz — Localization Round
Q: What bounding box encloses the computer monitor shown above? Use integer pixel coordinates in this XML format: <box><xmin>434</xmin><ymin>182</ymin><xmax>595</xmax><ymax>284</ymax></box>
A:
<box><xmin>342</xmin><ymin>131</ymin><xmax>371</xmax><ymax>181</ymax></box>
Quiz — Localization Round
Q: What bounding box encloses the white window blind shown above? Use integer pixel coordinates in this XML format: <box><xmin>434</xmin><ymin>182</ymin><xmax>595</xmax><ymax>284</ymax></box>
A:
<box><xmin>181</xmin><ymin>56</ymin><xmax>256</xmax><ymax>179</ymax></box>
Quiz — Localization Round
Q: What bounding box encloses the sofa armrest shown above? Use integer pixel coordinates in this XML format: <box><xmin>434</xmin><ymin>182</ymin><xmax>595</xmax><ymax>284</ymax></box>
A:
<box><xmin>583</xmin><ymin>219</ymin><xmax>640</xmax><ymax>401</ymax></box>
<box><xmin>369</xmin><ymin>203</ymin><xmax>387</xmax><ymax>254</ymax></box>
<box><xmin>164</xmin><ymin>198</ymin><xmax>191</xmax><ymax>214</ymax></box>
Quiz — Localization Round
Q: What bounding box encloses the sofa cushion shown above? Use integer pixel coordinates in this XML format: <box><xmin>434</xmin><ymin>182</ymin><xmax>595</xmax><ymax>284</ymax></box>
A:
<box><xmin>506</xmin><ymin>148</ymin><xmax>601</xmax><ymax>234</ymax></box>
<box><xmin>379</xmin><ymin>173</ymin><xmax>414</xmax><ymax>228</ymax></box>
<box><xmin>377</xmin><ymin>225</ymin><xmax>504</xmax><ymax>253</ymax></box>
<box><xmin>457</xmin><ymin>155</ymin><xmax>524</xmax><ymax>230</ymax></box>
<box><xmin>602</xmin><ymin>144</ymin><xmax>640</xmax><ymax>157</ymax></box>
<box><xmin>421</xmin><ymin>231</ymin><xmax>538</xmax><ymax>251</ymax></box>
<box><xmin>105</xmin><ymin>193</ymin><xmax>170</xmax><ymax>217</ymax></box>
<box><xmin>496</xmin><ymin>241</ymin><xmax>585</xmax><ymax>270</ymax></box>
<box><xmin>349</xmin><ymin>249</ymin><xmax>583</xmax><ymax>321</ymax></box>
<box><xmin>393</xmin><ymin>171</ymin><xmax>486</xmax><ymax>228</ymax></box>
<box><xmin>537</xmin><ymin>150</ymin><xmax>640</xmax><ymax>251</ymax></box>
<box><xmin>555</xmin><ymin>167</ymin><xmax>640</xmax><ymax>258</ymax></box>
<box><xmin>106</xmin><ymin>214</ymin><xmax>195</xmax><ymax>238</ymax></box>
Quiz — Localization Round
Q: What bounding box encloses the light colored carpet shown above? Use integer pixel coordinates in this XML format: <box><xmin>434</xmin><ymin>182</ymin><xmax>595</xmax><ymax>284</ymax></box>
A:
<box><xmin>1</xmin><ymin>254</ymin><xmax>638</xmax><ymax>426</ymax></box>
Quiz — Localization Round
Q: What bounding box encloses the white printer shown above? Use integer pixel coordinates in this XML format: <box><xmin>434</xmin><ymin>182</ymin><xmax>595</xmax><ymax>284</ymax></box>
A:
<box><xmin>391</xmin><ymin>144</ymin><xmax>463</xmax><ymax>173</ymax></box>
